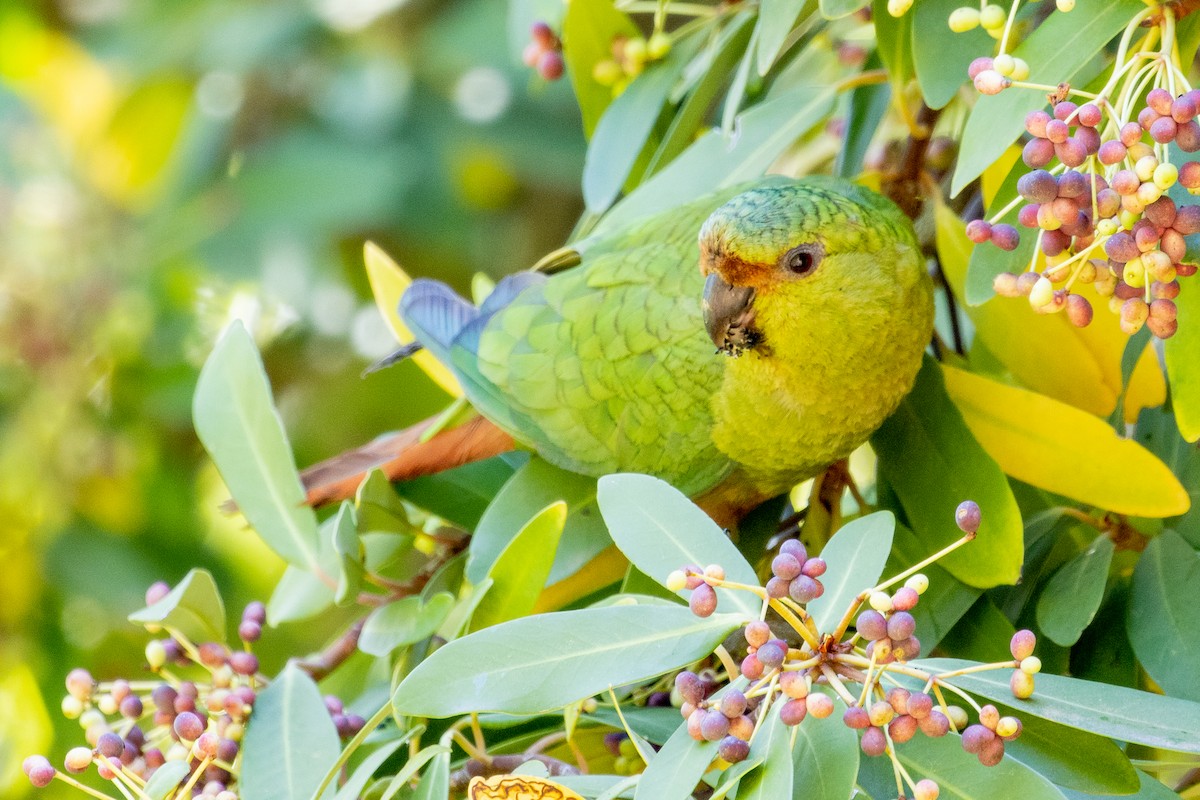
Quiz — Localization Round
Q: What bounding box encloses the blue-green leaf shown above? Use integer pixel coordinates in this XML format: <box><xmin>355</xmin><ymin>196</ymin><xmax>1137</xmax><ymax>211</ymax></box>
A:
<box><xmin>359</xmin><ymin>593</ymin><xmax>455</xmax><ymax>657</ymax></box>
<box><xmin>128</xmin><ymin>568</ymin><xmax>225</xmax><ymax>644</ymax></box>
<box><xmin>807</xmin><ymin>511</ymin><xmax>895</xmax><ymax>634</ymax></box>
<box><xmin>1036</xmin><ymin>536</ymin><xmax>1113</xmax><ymax>647</ymax></box>
<box><xmin>597</xmin><ymin>473</ymin><xmax>759</xmax><ymax>618</ymax></box>
<box><xmin>470</xmin><ymin>501</ymin><xmax>567</xmax><ymax>630</ymax></box>
<box><xmin>241</xmin><ymin>665</ymin><xmax>339</xmax><ymax>800</ymax></box>
<box><xmin>194</xmin><ymin>322</ymin><xmax>320</xmax><ymax>569</ymax></box>
<box><xmin>1128</xmin><ymin>530</ymin><xmax>1200</xmax><ymax>702</ymax></box>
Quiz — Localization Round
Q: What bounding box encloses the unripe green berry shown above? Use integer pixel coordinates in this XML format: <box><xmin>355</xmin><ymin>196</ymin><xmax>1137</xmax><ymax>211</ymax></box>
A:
<box><xmin>993</xmin><ymin>54</ymin><xmax>1015</xmax><ymax>77</ymax></box>
<box><xmin>647</xmin><ymin>32</ymin><xmax>671</xmax><ymax>60</ymax></box>
<box><xmin>665</xmin><ymin>570</ymin><xmax>687</xmax><ymax>592</ymax></box>
<box><xmin>861</xmin><ymin>725</ymin><xmax>887</xmax><ymax>756</ymax></box>
<box><xmin>1020</xmin><ymin>656</ymin><xmax>1042</xmax><ymax>674</ymax></box>
<box><xmin>996</xmin><ymin>716</ymin><xmax>1022</xmax><ymax>739</ymax></box>
<box><xmin>1010</xmin><ymin>58</ymin><xmax>1030</xmax><ymax>81</ymax></box>
<box><xmin>869</xmin><ymin>591</ymin><xmax>892</xmax><ymax>613</ymax></box>
<box><xmin>146</xmin><ymin>640</ymin><xmax>167</xmax><ymax>670</ymax></box>
<box><xmin>979</xmin><ymin>4</ymin><xmax>1006</xmax><ymax>29</ymax></box>
<box><xmin>868</xmin><ymin>700</ymin><xmax>895</xmax><ymax>727</ymax></box>
<box><xmin>1056</xmin><ymin>0</ymin><xmax>1075</xmax><ymax>11</ymax></box>
<box><xmin>888</xmin><ymin>0</ymin><xmax>913</xmax><ymax>15</ymax></box>
<box><xmin>948</xmin><ymin>7</ymin><xmax>980</xmax><ymax>32</ymax></box>
<box><xmin>947</xmin><ymin>705</ymin><xmax>969</xmax><ymax>730</ymax></box>
<box><xmin>1029</xmin><ymin>276</ymin><xmax>1055</xmax><ymax>309</ymax></box>
<box><xmin>905</xmin><ymin>574</ymin><xmax>929</xmax><ymax>594</ymax></box>
<box><xmin>61</xmin><ymin>695</ymin><xmax>84</xmax><ymax>719</ymax></box>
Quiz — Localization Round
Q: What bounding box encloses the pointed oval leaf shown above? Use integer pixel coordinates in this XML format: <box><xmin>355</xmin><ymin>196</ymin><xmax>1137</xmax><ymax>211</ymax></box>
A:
<box><xmin>994</xmin><ymin>704</ymin><xmax>1139</xmax><ymax>794</ymax></box>
<box><xmin>363</xmin><ymin>241</ymin><xmax>462</xmax><ymax>397</ymax></box>
<box><xmin>942</xmin><ymin>366</ymin><xmax>1189</xmax><ymax>517</ymax></box>
<box><xmin>820</xmin><ymin>0</ymin><xmax>868</xmax><ymax>19</ymax></box>
<box><xmin>470</xmin><ymin>502</ymin><xmax>568</xmax><ymax>631</ymax></box>
<box><xmin>597</xmin><ymin>474</ymin><xmax>759</xmax><ymax>617</ymax></box>
<box><xmin>790</xmin><ymin>688</ymin><xmax>859</xmax><ymax>799</ymax></box>
<box><xmin>1036</xmin><ymin>537</ymin><xmax>1114</xmax><ymax>647</ymax></box>
<box><xmin>755</xmin><ymin>0</ymin><xmax>810</xmax><ymax>73</ymax></box>
<box><xmin>1061</xmin><ymin>770</ymin><xmax>1181</xmax><ymax>800</ymax></box>
<box><xmin>916</xmin><ymin>658</ymin><xmax>1200</xmax><ymax>753</ymax></box>
<box><xmin>1165</xmin><ymin>265</ymin><xmax>1200</xmax><ymax>442</ymax></box>
<box><xmin>633</xmin><ymin>713</ymin><xmax>717</xmax><ymax>800</ymax></box>
<box><xmin>129</xmin><ymin>568</ymin><xmax>225</xmax><ymax>644</ymax></box>
<box><xmin>267</xmin><ymin>565</ymin><xmax>334</xmax><ymax>626</ymax></box>
<box><xmin>359</xmin><ymin>593</ymin><xmax>456</xmax><ymax>657</ymax></box>
<box><xmin>871</xmin><ymin>357</ymin><xmax>1023</xmax><ymax>587</ymax></box>
<box><xmin>807</xmin><ymin>512</ymin><xmax>895</xmax><ymax>634</ymax></box>
<box><xmin>333</xmin><ymin>737</ymin><xmax>410</xmax><ymax>800</ymax></box>
<box><xmin>392</xmin><ymin>605</ymin><xmax>745</xmax><ymax>717</ymax></box>
<box><xmin>736</xmin><ymin>701</ymin><xmax>793</xmax><ymax>800</ymax></box>
<box><xmin>193</xmin><ymin>322</ymin><xmax>321</xmax><ymax>569</ymax></box>
<box><xmin>241</xmin><ymin>664</ymin><xmax>340</xmax><ymax>800</ymax></box>
<box><xmin>1128</xmin><ymin>531</ymin><xmax>1200</xmax><ymax>702</ymax></box>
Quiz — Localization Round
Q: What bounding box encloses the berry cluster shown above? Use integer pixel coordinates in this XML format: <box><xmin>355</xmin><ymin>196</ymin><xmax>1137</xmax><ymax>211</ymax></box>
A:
<box><xmin>961</xmin><ymin>3</ymin><xmax>1200</xmax><ymax>338</ymax></box>
<box><xmin>592</xmin><ymin>32</ymin><xmax>671</xmax><ymax>95</ymax></box>
<box><xmin>22</xmin><ymin>581</ymin><xmax>363</xmax><ymax>798</ymax></box>
<box><xmin>661</xmin><ymin>502</ymin><xmax>1037</xmax><ymax>800</ymax></box>
<box><xmin>522</xmin><ymin>22</ymin><xmax>565</xmax><ymax>81</ymax></box>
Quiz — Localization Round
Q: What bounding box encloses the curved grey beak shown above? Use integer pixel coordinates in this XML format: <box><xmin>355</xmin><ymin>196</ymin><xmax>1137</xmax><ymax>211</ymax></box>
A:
<box><xmin>703</xmin><ymin>273</ymin><xmax>759</xmax><ymax>355</ymax></box>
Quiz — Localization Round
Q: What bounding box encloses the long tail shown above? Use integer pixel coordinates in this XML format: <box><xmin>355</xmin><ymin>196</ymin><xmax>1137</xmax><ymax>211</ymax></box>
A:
<box><xmin>300</xmin><ymin>414</ymin><xmax>516</xmax><ymax>507</ymax></box>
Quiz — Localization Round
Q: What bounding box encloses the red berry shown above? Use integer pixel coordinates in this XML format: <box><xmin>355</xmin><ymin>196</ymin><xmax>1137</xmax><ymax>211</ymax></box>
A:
<box><xmin>531</xmin><ymin>21</ymin><xmax>556</xmax><ymax>48</ymax></box>
<box><xmin>537</xmin><ymin>50</ymin><xmax>565</xmax><ymax>80</ymax></box>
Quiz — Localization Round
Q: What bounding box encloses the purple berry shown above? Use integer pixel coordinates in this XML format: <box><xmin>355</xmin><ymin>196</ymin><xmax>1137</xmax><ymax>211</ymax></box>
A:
<box><xmin>229</xmin><ymin>652</ymin><xmax>259</xmax><ymax>676</ymax></box>
<box><xmin>891</xmin><ymin>587</ymin><xmax>919</xmax><ymax>611</ymax></box>
<box><xmin>756</xmin><ymin>639</ymin><xmax>787</xmax><ymax>669</ymax></box>
<box><xmin>238</xmin><ymin>621</ymin><xmax>263</xmax><ymax>642</ymax></box>
<box><xmin>1077</xmin><ymin>103</ymin><xmax>1102</xmax><ymax>126</ymax></box>
<box><xmin>700</xmin><ymin>710</ymin><xmax>731</xmax><ymax>741</ymax></box>
<box><xmin>243</xmin><ymin>600</ymin><xmax>267</xmax><ymax>624</ymax></box>
<box><xmin>719</xmin><ymin>735</ymin><xmax>750</xmax><ymax>762</ymax></box>
<box><xmin>1022</xmin><ymin>138</ymin><xmax>1054</xmax><ymax>168</ymax></box>
<box><xmin>771</xmin><ymin>553</ymin><xmax>802</xmax><ymax>580</ymax></box>
<box><xmin>789</xmin><ymin>576</ymin><xmax>823</xmax><ymax>603</ymax></box>
<box><xmin>843</xmin><ymin>706</ymin><xmax>870</xmax><ymax>729</ymax></box>
<box><xmin>955</xmin><ymin>500</ymin><xmax>982</xmax><ymax>533</ymax></box>
<box><xmin>961</xmin><ymin>723</ymin><xmax>995</xmax><ymax>753</ymax></box>
<box><xmin>1017</xmin><ymin>170</ymin><xmax>1058</xmax><ymax>202</ymax></box>
<box><xmin>740</xmin><ymin>654</ymin><xmax>763</xmax><ymax>680</ymax></box>
<box><xmin>857</xmin><ymin>610</ymin><xmax>888</xmax><ymax>640</ymax></box>
<box><xmin>537</xmin><ymin>50</ymin><xmax>564</xmax><ymax>80</ymax></box>
<box><xmin>801</xmin><ymin>557</ymin><xmax>827</xmax><ymax>578</ymax></box>
<box><xmin>887</xmin><ymin>611</ymin><xmax>916</xmax><ymax>640</ymax></box>
<box><xmin>861</xmin><ymin>726</ymin><xmax>887</xmax><ymax>756</ymax></box>
<box><xmin>779</xmin><ymin>539</ymin><xmax>808</xmax><ymax>562</ymax></box>
<box><xmin>145</xmin><ymin>581</ymin><xmax>171</xmax><ymax>606</ymax></box>
<box><xmin>689</xmin><ymin>583</ymin><xmax>718</xmax><ymax>617</ymax></box>
<box><xmin>780</xmin><ymin>698</ymin><xmax>808</xmax><ymax>726</ymax></box>
<box><xmin>173</xmin><ymin>711</ymin><xmax>204</xmax><ymax>742</ymax></box>
<box><xmin>96</xmin><ymin>732</ymin><xmax>124</xmax><ymax>758</ymax></box>
<box><xmin>720</xmin><ymin>690</ymin><xmax>748</xmax><ymax>719</ymax></box>
<box><xmin>675</xmin><ymin>672</ymin><xmax>704</xmax><ymax>706</ymax></box>
<box><xmin>966</xmin><ymin>219</ymin><xmax>993</xmax><ymax>243</ymax></box>
<box><xmin>991</xmin><ymin>223</ymin><xmax>1019</xmax><ymax>251</ymax></box>
<box><xmin>24</xmin><ymin>756</ymin><xmax>55</xmax><ymax>788</ymax></box>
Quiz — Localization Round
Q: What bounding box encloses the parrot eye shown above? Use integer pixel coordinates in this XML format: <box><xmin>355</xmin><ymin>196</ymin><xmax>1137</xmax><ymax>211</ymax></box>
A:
<box><xmin>782</xmin><ymin>244</ymin><xmax>823</xmax><ymax>276</ymax></box>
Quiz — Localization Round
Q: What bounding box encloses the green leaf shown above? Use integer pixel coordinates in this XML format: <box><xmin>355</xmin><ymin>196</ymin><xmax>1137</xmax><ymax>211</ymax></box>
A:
<box><xmin>836</xmin><ymin>54</ymin><xmax>890</xmax><ymax>179</ymax></box>
<box><xmin>873</xmin><ymin>0</ymin><xmax>913</xmax><ymax>87</ymax></box>
<box><xmin>241</xmin><ymin>664</ymin><xmax>340</xmax><ymax>800</ymax></box>
<box><xmin>820</xmin><ymin>0</ymin><xmax>868</xmax><ymax>19</ymax></box>
<box><xmin>951</xmin><ymin>0</ymin><xmax>1143</xmax><ymax>195</ymax></box>
<box><xmin>267</xmin><ymin>564</ymin><xmax>335</xmax><ymax>625</ymax></box>
<box><xmin>857</xmin><ymin>728</ymin><xmax>1067</xmax><ymax>800</ymax></box>
<box><xmin>128</xmin><ymin>568</ymin><xmax>226</xmax><ymax>644</ymax></box>
<box><xmin>940</xmin><ymin>597</ymin><xmax>1016</xmax><ymax>663</ymax></box>
<box><xmin>396</xmin><ymin>457</ymin><xmax>518</xmax><ymax>530</ymax></box>
<box><xmin>756</xmin><ymin>0</ymin><xmax>812</xmax><ymax>74</ymax></box>
<box><xmin>917</xmin><ymin>658</ymin><xmax>1200</xmax><ymax>753</ymax></box>
<box><xmin>470</xmin><ymin>502</ymin><xmax>568</xmax><ymax>630</ymax></box>
<box><xmin>736</xmin><ymin>701</ymin><xmax>793</xmax><ymax>799</ymax></box>
<box><xmin>871</xmin><ymin>357</ymin><xmax>1024</xmax><ymax>587</ymax></box>
<box><xmin>562</xmin><ymin>0</ymin><xmax>638</xmax><ymax>138</ymax></box>
<box><xmin>355</xmin><ymin>470</ymin><xmax>414</xmax><ymax>535</ymax></box>
<box><xmin>911</xmin><ymin>0</ymin><xmax>991</xmax><ymax>109</ymax></box>
<box><xmin>583</xmin><ymin>34</ymin><xmax>701</xmax><ymax>213</ymax></box>
<box><xmin>469</xmin><ymin>457</ymin><xmax>607</xmax><ymax>586</ymax></box>
<box><xmin>595</xmin><ymin>84</ymin><xmax>835</xmax><ymax>234</ymax></box>
<box><xmin>359</xmin><ymin>593</ymin><xmax>455</xmax><ymax>657</ymax></box>
<box><xmin>334</xmin><ymin>737</ymin><xmax>411</xmax><ymax>800</ymax></box>
<box><xmin>993</xmin><ymin>704</ymin><xmax>1139</xmax><ymax>794</ymax></box>
<box><xmin>193</xmin><ymin>322</ymin><xmax>320</xmax><ymax>569</ymax></box>
<box><xmin>585</xmin><ymin>706</ymin><xmax>681</xmax><ymax>745</ymax></box>
<box><xmin>1036</xmin><ymin>536</ymin><xmax>1113</xmax><ymax>647</ymax></box>
<box><xmin>379</xmin><ymin>744</ymin><xmax>450</xmax><ymax>800</ymax></box>
<box><xmin>392</xmin><ymin>605</ymin><xmax>745</xmax><ymax>717</ymax></box>
<box><xmin>1128</xmin><ymin>530</ymin><xmax>1200</xmax><ymax>702</ymax></box>
<box><xmin>790</xmin><ymin>689</ymin><xmax>859</xmax><ymax>799</ymax></box>
<box><xmin>410</xmin><ymin>748</ymin><xmax>450</xmax><ymax>800</ymax></box>
<box><xmin>1165</xmin><ymin>261</ymin><xmax>1200</xmax><ymax>442</ymax></box>
<box><xmin>1060</xmin><ymin>770</ymin><xmax>1181</xmax><ymax>800</ymax></box>
<box><xmin>647</xmin><ymin>13</ymin><xmax>755</xmax><ymax>175</ymax></box>
<box><xmin>143</xmin><ymin>761</ymin><xmax>190</xmax><ymax>800</ymax></box>
<box><xmin>633</xmin><ymin>714</ymin><xmax>717</xmax><ymax>800</ymax></box>
<box><xmin>330</xmin><ymin>502</ymin><xmax>363</xmax><ymax>606</ymax></box>
<box><xmin>597</xmin><ymin>473</ymin><xmax>759</xmax><ymax>618</ymax></box>
<box><xmin>807</xmin><ymin>511</ymin><xmax>895</xmax><ymax>634</ymax></box>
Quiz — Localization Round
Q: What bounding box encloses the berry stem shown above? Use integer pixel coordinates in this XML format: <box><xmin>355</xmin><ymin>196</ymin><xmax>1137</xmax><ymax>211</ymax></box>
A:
<box><xmin>931</xmin><ymin>684</ymin><xmax>961</xmax><ymax>733</ymax></box>
<box><xmin>606</xmin><ymin>688</ymin><xmax>653</xmax><ymax>767</ymax></box>
<box><xmin>931</xmin><ymin>677</ymin><xmax>984</xmax><ymax>714</ymax></box>
<box><xmin>766</xmin><ymin>598</ymin><xmax>823</xmax><ymax>650</ymax></box>
<box><xmin>52</xmin><ymin>772</ymin><xmax>119</xmax><ymax>800</ymax></box>
<box><xmin>713</xmin><ymin>644</ymin><xmax>741</xmax><ymax>679</ymax></box>
<box><xmin>818</xmin><ymin>664</ymin><xmax>859</xmax><ymax>706</ymax></box>
<box><xmin>998</xmin><ymin>0</ymin><xmax>1020</xmax><ymax>56</ymax></box>
<box><xmin>172</xmin><ymin>756</ymin><xmax>210</xmax><ymax>800</ymax></box>
<box><xmin>926</xmin><ymin>660</ymin><xmax>1020</xmax><ymax>682</ymax></box>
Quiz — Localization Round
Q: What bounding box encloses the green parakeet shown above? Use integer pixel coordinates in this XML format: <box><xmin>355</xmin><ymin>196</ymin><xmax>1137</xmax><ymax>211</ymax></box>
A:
<box><xmin>303</xmin><ymin>176</ymin><xmax>933</xmax><ymax>523</ymax></box>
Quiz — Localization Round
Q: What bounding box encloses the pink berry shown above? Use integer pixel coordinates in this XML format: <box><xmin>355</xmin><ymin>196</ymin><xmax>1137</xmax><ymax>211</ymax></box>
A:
<box><xmin>966</xmin><ymin>219</ymin><xmax>993</xmax><ymax>243</ymax></box>
<box><xmin>967</xmin><ymin>57</ymin><xmax>994</xmax><ymax>79</ymax></box>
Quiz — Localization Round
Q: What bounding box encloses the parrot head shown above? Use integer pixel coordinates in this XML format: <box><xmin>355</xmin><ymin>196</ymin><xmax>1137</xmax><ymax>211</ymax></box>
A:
<box><xmin>698</xmin><ymin>177</ymin><xmax>925</xmax><ymax>357</ymax></box>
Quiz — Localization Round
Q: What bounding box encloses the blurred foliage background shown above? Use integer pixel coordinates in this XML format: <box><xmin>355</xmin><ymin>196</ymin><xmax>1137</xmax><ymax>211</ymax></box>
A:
<box><xmin>0</xmin><ymin>1</ymin><xmax>586</xmax><ymax>794</ymax></box>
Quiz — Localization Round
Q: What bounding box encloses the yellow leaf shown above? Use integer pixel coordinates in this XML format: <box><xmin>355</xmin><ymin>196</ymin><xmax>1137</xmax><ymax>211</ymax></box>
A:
<box><xmin>533</xmin><ymin>545</ymin><xmax>628</xmax><ymax>613</ymax></box>
<box><xmin>934</xmin><ymin>201</ymin><xmax>1164</xmax><ymax>421</ymax></box>
<box><xmin>363</xmin><ymin>241</ymin><xmax>463</xmax><ymax>397</ymax></box>
<box><xmin>981</xmin><ymin>145</ymin><xmax>1022</xmax><ymax>208</ymax></box>
<box><xmin>942</xmin><ymin>365</ymin><xmax>1189</xmax><ymax>517</ymax></box>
